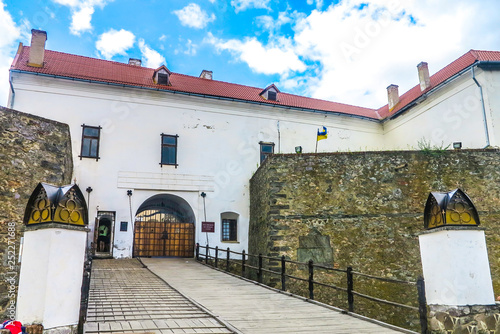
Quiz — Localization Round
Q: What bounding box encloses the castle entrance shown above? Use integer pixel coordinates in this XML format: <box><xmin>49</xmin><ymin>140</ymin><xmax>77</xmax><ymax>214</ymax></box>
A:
<box><xmin>133</xmin><ymin>194</ymin><xmax>195</xmax><ymax>257</ymax></box>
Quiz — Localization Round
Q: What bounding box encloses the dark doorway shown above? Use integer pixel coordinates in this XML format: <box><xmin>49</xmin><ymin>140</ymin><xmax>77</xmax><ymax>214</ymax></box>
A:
<box><xmin>93</xmin><ymin>211</ymin><xmax>115</xmax><ymax>258</ymax></box>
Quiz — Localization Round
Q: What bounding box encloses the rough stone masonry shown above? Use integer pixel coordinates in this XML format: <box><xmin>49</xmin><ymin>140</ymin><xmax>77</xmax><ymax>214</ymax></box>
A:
<box><xmin>0</xmin><ymin>106</ymin><xmax>72</xmax><ymax>320</ymax></box>
<box><xmin>249</xmin><ymin>150</ymin><xmax>500</xmax><ymax>330</ymax></box>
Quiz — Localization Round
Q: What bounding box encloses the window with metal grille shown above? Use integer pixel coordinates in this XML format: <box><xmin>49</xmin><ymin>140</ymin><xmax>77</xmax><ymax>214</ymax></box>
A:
<box><xmin>259</xmin><ymin>142</ymin><xmax>275</xmax><ymax>163</ymax></box>
<box><xmin>80</xmin><ymin>124</ymin><xmax>101</xmax><ymax>160</ymax></box>
<box><xmin>222</xmin><ymin>219</ymin><xmax>237</xmax><ymax>242</ymax></box>
<box><xmin>161</xmin><ymin>134</ymin><xmax>178</xmax><ymax>167</ymax></box>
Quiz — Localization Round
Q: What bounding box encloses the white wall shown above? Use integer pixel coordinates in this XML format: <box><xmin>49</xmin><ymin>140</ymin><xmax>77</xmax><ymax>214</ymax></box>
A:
<box><xmin>419</xmin><ymin>229</ymin><xmax>495</xmax><ymax>306</ymax></box>
<box><xmin>10</xmin><ymin>73</ymin><xmax>384</xmax><ymax>257</ymax></box>
<box><xmin>383</xmin><ymin>69</ymin><xmax>491</xmax><ymax>150</ymax></box>
<box><xmin>16</xmin><ymin>228</ymin><xmax>87</xmax><ymax>328</ymax></box>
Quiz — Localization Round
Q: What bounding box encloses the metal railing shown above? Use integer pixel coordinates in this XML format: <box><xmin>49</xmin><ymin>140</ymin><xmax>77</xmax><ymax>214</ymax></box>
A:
<box><xmin>195</xmin><ymin>243</ymin><xmax>428</xmax><ymax>334</ymax></box>
<box><xmin>77</xmin><ymin>245</ymin><xmax>93</xmax><ymax>334</ymax></box>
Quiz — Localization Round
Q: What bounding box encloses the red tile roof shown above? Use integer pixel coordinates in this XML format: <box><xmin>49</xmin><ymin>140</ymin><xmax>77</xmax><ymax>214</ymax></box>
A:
<box><xmin>11</xmin><ymin>46</ymin><xmax>500</xmax><ymax>121</ymax></box>
<box><xmin>11</xmin><ymin>46</ymin><xmax>379</xmax><ymax>120</ymax></box>
<box><xmin>377</xmin><ymin>50</ymin><xmax>500</xmax><ymax>119</ymax></box>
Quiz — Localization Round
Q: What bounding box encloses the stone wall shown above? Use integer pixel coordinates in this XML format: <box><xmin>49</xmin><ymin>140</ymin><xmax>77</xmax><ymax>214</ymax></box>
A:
<box><xmin>249</xmin><ymin>150</ymin><xmax>500</xmax><ymax>330</ymax></box>
<box><xmin>0</xmin><ymin>106</ymin><xmax>73</xmax><ymax>320</ymax></box>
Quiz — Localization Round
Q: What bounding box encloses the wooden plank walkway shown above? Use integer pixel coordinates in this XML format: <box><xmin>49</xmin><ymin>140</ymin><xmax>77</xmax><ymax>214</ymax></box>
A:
<box><xmin>84</xmin><ymin>259</ymin><xmax>235</xmax><ymax>334</ymax></box>
<box><xmin>142</xmin><ymin>258</ymin><xmax>408</xmax><ymax>334</ymax></box>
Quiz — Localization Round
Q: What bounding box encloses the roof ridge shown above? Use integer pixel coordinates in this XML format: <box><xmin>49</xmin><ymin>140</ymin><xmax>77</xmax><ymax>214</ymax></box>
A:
<box><xmin>25</xmin><ymin>46</ymin><xmax>154</xmax><ymax>71</ymax></box>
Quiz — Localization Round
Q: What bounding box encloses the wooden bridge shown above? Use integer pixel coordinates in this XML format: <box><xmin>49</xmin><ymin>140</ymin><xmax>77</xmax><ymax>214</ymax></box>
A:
<box><xmin>84</xmin><ymin>258</ymin><xmax>414</xmax><ymax>334</ymax></box>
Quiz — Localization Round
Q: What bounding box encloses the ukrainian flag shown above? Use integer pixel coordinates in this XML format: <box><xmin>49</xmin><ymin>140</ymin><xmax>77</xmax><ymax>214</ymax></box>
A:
<box><xmin>317</xmin><ymin>126</ymin><xmax>328</xmax><ymax>141</ymax></box>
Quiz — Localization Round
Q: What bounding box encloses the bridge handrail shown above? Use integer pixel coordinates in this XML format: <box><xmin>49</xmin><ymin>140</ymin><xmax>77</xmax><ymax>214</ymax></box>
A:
<box><xmin>195</xmin><ymin>243</ymin><xmax>427</xmax><ymax>334</ymax></box>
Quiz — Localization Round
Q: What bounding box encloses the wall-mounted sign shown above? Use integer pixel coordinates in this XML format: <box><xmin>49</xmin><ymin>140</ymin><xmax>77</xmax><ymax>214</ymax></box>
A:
<box><xmin>202</xmin><ymin>221</ymin><xmax>215</xmax><ymax>233</ymax></box>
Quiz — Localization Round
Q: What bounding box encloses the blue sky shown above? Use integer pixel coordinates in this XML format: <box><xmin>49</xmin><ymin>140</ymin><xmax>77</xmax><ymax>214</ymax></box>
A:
<box><xmin>1</xmin><ymin>0</ymin><xmax>500</xmax><ymax>109</ymax></box>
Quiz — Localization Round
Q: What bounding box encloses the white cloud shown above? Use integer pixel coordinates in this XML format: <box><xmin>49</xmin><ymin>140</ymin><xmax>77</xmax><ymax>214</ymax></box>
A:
<box><xmin>291</xmin><ymin>0</ymin><xmax>476</xmax><ymax>107</ymax></box>
<box><xmin>96</xmin><ymin>29</ymin><xmax>135</xmax><ymax>59</ymax></box>
<box><xmin>206</xmin><ymin>33</ymin><xmax>306</xmax><ymax>75</ymax></box>
<box><xmin>208</xmin><ymin>0</ymin><xmax>500</xmax><ymax>108</ymax></box>
<box><xmin>138</xmin><ymin>39</ymin><xmax>166</xmax><ymax>68</ymax></box>
<box><xmin>0</xmin><ymin>0</ymin><xmax>21</xmax><ymax>107</ymax></box>
<box><xmin>306</xmin><ymin>0</ymin><xmax>323</xmax><ymax>10</ymax></box>
<box><xmin>53</xmin><ymin>0</ymin><xmax>111</xmax><ymax>35</ymax></box>
<box><xmin>184</xmin><ymin>39</ymin><xmax>197</xmax><ymax>56</ymax></box>
<box><xmin>231</xmin><ymin>0</ymin><xmax>271</xmax><ymax>13</ymax></box>
<box><xmin>70</xmin><ymin>5</ymin><xmax>94</xmax><ymax>35</ymax></box>
<box><xmin>256</xmin><ymin>10</ymin><xmax>304</xmax><ymax>33</ymax></box>
<box><xmin>173</xmin><ymin>3</ymin><xmax>216</xmax><ymax>29</ymax></box>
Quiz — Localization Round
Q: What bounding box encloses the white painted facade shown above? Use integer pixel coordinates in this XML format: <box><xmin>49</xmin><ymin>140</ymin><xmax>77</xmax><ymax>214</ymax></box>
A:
<box><xmin>419</xmin><ymin>228</ymin><xmax>495</xmax><ymax>306</ymax></box>
<box><xmin>16</xmin><ymin>227</ymin><xmax>87</xmax><ymax>328</ymax></box>
<box><xmin>9</xmin><ymin>73</ymin><xmax>384</xmax><ymax>257</ymax></box>
<box><xmin>382</xmin><ymin>67</ymin><xmax>496</xmax><ymax>150</ymax></box>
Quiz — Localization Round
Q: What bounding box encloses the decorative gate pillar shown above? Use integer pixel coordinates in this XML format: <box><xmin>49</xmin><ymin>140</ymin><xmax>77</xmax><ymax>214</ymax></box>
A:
<box><xmin>419</xmin><ymin>189</ymin><xmax>499</xmax><ymax>333</ymax></box>
<box><xmin>17</xmin><ymin>183</ymin><xmax>89</xmax><ymax>333</ymax></box>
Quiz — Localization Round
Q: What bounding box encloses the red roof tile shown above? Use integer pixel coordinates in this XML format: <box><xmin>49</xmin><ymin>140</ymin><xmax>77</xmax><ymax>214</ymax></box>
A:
<box><xmin>11</xmin><ymin>46</ymin><xmax>379</xmax><ymax>120</ymax></box>
<box><xmin>377</xmin><ymin>50</ymin><xmax>500</xmax><ymax>119</ymax></box>
<box><xmin>11</xmin><ymin>46</ymin><xmax>500</xmax><ymax>121</ymax></box>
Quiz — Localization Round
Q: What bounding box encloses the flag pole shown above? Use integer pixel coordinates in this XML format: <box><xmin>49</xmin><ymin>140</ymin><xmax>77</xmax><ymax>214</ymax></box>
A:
<box><xmin>315</xmin><ymin>137</ymin><xmax>318</xmax><ymax>153</ymax></box>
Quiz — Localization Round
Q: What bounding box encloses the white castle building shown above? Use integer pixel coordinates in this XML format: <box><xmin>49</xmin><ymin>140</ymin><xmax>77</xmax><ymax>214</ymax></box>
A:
<box><xmin>7</xmin><ymin>29</ymin><xmax>500</xmax><ymax>258</ymax></box>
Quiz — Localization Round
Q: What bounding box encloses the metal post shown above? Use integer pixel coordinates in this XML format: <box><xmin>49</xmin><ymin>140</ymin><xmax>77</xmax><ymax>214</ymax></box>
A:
<box><xmin>417</xmin><ymin>276</ymin><xmax>428</xmax><ymax>334</ymax></box>
<box><xmin>258</xmin><ymin>254</ymin><xmax>263</xmax><ymax>283</ymax></box>
<box><xmin>347</xmin><ymin>266</ymin><xmax>354</xmax><ymax>312</ymax></box>
<box><xmin>195</xmin><ymin>243</ymin><xmax>200</xmax><ymax>262</ymax></box>
<box><xmin>281</xmin><ymin>255</ymin><xmax>286</xmax><ymax>291</ymax></box>
<box><xmin>226</xmin><ymin>247</ymin><xmax>230</xmax><ymax>271</ymax></box>
<box><xmin>215</xmin><ymin>246</ymin><xmax>219</xmax><ymax>268</ymax></box>
<box><xmin>308</xmin><ymin>260</ymin><xmax>314</xmax><ymax>300</ymax></box>
<box><xmin>205</xmin><ymin>245</ymin><xmax>209</xmax><ymax>264</ymax></box>
<box><xmin>242</xmin><ymin>250</ymin><xmax>246</xmax><ymax>277</ymax></box>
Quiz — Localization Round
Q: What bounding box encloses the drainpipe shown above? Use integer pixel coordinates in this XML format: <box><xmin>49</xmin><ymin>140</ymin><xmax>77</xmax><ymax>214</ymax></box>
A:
<box><xmin>471</xmin><ymin>66</ymin><xmax>491</xmax><ymax>148</ymax></box>
<box><xmin>8</xmin><ymin>72</ymin><xmax>15</xmax><ymax>109</ymax></box>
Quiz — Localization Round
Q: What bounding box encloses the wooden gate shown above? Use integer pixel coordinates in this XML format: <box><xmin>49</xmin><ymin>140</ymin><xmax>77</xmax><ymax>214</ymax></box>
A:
<box><xmin>133</xmin><ymin>220</ymin><xmax>194</xmax><ymax>257</ymax></box>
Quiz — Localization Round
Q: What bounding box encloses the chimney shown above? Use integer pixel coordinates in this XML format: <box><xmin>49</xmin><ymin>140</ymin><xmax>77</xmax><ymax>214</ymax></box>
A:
<box><xmin>28</xmin><ymin>29</ymin><xmax>47</xmax><ymax>68</ymax></box>
<box><xmin>128</xmin><ymin>58</ymin><xmax>142</xmax><ymax>66</ymax></box>
<box><xmin>387</xmin><ymin>84</ymin><xmax>399</xmax><ymax>111</ymax></box>
<box><xmin>199</xmin><ymin>70</ymin><xmax>213</xmax><ymax>80</ymax></box>
<box><xmin>417</xmin><ymin>62</ymin><xmax>431</xmax><ymax>91</ymax></box>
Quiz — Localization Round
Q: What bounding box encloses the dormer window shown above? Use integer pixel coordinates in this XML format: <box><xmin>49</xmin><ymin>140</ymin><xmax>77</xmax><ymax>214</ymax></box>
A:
<box><xmin>260</xmin><ymin>84</ymin><xmax>280</xmax><ymax>102</ymax></box>
<box><xmin>268</xmin><ymin>90</ymin><xmax>277</xmax><ymax>101</ymax></box>
<box><xmin>153</xmin><ymin>65</ymin><xmax>172</xmax><ymax>86</ymax></box>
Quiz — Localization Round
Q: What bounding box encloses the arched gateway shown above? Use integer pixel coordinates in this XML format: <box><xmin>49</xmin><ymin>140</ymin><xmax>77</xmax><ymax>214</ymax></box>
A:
<box><xmin>133</xmin><ymin>194</ymin><xmax>195</xmax><ymax>257</ymax></box>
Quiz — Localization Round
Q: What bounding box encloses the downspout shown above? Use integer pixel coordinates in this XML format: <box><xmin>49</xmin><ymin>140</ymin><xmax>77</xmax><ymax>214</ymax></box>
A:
<box><xmin>471</xmin><ymin>65</ymin><xmax>491</xmax><ymax>148</ymax></box>
<box><xmin>9</xmin><ymin>72</ymin><xmax>15</xmax><ymax>109</ymax></box>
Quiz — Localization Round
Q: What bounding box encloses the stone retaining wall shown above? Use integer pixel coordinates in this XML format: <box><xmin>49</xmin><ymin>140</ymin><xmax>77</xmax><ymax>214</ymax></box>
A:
<box><xmin>0</xmin><ymin>106</ymin><xmax>73</xmax><ymax>320</ymax></box>
<box><xmin>249</xmin><ymin>150</ymin><xmax>500</xmax><ymax>330</ymax></box>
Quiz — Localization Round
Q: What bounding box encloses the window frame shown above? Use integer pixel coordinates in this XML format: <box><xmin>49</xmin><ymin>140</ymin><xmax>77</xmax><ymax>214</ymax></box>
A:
<box><xmin>221</xmin><ymin>218</ymin><xmax>238</xmax><ymax>242</ymax></box>
<box><xmin>259</xmin><ymin>141</ymin><xmax>275</xmax><ymax>164</ymax></box>
<box><xmin>160</xmin><ymin>133</ymin><xmax>179</xmax><ymax>168</ymax></box>
<box><xmin>79</xmin><ymin>124</ymin><xmax>101</xmax><ymax>161</ymax></box>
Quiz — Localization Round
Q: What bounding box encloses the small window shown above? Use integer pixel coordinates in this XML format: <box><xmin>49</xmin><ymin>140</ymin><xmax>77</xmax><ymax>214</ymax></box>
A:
<box><xmin>268</xmin><ymin>90</ymin><xmax>277</xmax><ymax>101</ymax></box>
<box><xmin>222</xmin><ymin>219</ymin><xmax>237</xmax><ymax>242</ymax></box>
<box><xmin>160</xmin><ymin>134</ymin><xmax>178</xmax><ymax>167</ymax></box>
<box><xmin>80</xmin><ymin>124</ymin><xmax>101</xmax><ymax>160</ymax></box>
<box><xmin>259</xmin><ymin>142</ymin><xmax>275</xmax><ymax>163</ymax></box>
<box><xmin>158</xmin><ymin>73</ymin><xmax>170</xmax><ymax>85</ymax></box>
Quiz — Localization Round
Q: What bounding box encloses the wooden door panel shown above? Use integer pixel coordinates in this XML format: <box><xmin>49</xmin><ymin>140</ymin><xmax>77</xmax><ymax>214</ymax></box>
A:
<box><xmin>133</xmin><ymin>221</ymin><xmax>194</xmax><ymax>257</ymax></box>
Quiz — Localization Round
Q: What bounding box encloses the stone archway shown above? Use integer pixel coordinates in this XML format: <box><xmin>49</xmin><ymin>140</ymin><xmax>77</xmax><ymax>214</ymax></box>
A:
<box><xmin>133</xmin><ymin>194</ymin><xmax>195</xmax><ymax>257</ymax></box>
